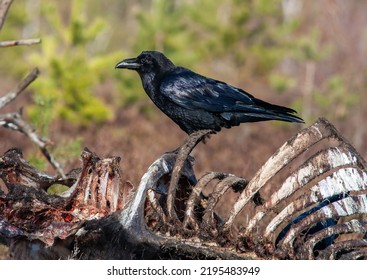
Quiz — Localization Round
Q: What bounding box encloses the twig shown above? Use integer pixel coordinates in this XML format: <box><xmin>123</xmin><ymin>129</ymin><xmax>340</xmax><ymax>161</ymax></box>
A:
<box><xmin>0</xmin><ymin>68</ymin><xmax>39</xmax><ymax>109</ymax></box>
<box><xmin>0</xmin><ymin>0</ymin><xmax>13</xmax><ymax>32</ymax></box>
<box><xmin>0</xmin><ymin>38</ymin><xmax>41</xmax><ymax>47</ymax></box>
<box><xmin>0</xmin><ymin>112</ymin><xmax>49</xmax><ymax>147</ymax></box>
<box><xmin>0</xmin><ymin>68</ymin><xmax>65</xmax><ymax>178</ymax></box>
<box><xmin>0</xmin><ymin>112</ymin><xmax>66</xmax><ymax>179</ymax></box>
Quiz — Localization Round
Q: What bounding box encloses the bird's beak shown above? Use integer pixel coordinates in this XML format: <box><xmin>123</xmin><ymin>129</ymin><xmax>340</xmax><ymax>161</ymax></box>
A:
<box><xmin>115</xmin><ymin>57</ymin><xmax>141</xmax><ymax>70</ymax></box>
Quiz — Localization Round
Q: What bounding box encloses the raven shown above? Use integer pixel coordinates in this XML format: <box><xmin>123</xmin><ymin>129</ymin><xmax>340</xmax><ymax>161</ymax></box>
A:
<box><xmin>116</xmin><ymin>51</ymin><xmax>303</xmax><ymax>134</ymax></box>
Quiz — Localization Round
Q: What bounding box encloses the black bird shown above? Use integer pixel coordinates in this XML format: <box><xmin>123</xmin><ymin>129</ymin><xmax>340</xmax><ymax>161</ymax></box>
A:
<box><xmin>115</xmin><ymin>51</ymin><xmax>303</xmax><ymax>135</ymax></box>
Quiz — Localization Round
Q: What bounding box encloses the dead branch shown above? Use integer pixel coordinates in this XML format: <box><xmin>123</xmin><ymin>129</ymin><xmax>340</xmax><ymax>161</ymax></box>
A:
<box><xmin>0</xmin><ymin>0</ymin><xmax>13</xmax><ymax>32</ymax></box>
<box><xmin>0</xmin><ymin>68</ymin><xmax>39</xmax><ymax>108</ymax></box>
<box><xmin>0</xmin><ymin>1</ymin><xmax>40</xmax><ymax>48</ymax></box>
<box><xmin>0</xmin><ymin>112</ymin><xmax>65</xmax><ymax>178</ymax></box>
<box><xmin>0</xmin><ymin>68</ymin><xmax>66</xmax><ymax>178</ymax></box>
<box><xmin>0</xmin><ymin>38</ymin><xmax>41</xmax><ymax>47</ymax></box>
<box><xmin>0</xmin><ymin>3</ymin><xmax>64</xmax><ymax>177</ymax></box>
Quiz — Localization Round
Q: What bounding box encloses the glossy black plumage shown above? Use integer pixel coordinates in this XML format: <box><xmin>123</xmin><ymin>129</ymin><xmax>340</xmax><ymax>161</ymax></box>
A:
<box><xmin>116</xmin><ymin>51</ymin><xmax>304</xmax><ymax>134</ymax></box>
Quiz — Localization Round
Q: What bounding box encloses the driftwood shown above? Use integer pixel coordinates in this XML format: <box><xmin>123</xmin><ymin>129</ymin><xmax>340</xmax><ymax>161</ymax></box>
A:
<box><xmin>1</xmin><ymin>118</ymin><xmax>366</xmax><ymax>259</ymax></box>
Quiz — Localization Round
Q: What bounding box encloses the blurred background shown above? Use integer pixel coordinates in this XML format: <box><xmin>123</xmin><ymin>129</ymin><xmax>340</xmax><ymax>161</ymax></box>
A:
<box><xmin>0</xmin><ymin>0</ymin><xmax>366</xmax><ymax>187</ymax></box>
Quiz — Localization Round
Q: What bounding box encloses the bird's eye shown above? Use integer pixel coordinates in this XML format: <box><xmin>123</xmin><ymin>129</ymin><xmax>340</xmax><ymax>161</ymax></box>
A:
<box><xmin>140</xmin><ymin>57</ymin><xmax>148</xmax><ymax>64</ymax></box>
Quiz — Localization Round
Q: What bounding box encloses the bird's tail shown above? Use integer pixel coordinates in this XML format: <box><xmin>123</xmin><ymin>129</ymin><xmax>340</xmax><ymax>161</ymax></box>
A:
<box><xmin>233</xmin><ymin>111</ymin><xmax>304</xmax><ymax>124</ymax></box>
<box><xmin>252</xmin><ymin>98</ymin><xmax>304</xmax><ymax>123</ymax></box>
<box><xmin>221</xmin><ymin>98</ymin><xmax>304</xmax><ymax>126</ymax></box>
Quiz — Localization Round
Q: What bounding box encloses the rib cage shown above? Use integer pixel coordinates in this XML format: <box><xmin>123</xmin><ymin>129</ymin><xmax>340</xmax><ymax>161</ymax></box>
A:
<box><xmin>141</xmin><ymin>118</ymin><xmax>367</xmax><ymax>259</ymax></box>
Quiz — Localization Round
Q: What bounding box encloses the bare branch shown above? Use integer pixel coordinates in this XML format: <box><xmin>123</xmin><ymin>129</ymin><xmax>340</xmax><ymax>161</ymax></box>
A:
<box><xmin>0</xmin><ymin>68</ymin><xmax>65</xmax><ymax>178</ymax></box>
<box><xmin>0</xmin><ymin>112</ymin><xmax>66</xmax><ymax>178</ymax></box>
<box><xmin>0</xmin><ymin>68</ymin><xmax>39</xmax><ymax>109</ymax></box>
<box><xmin>0</xmin><ymin>38</ymin><xmax>41</xmax><ymax>47</ymax></box>
<box><xmin>0</xmin><ymin>0</ymin><xmax>13</xmax><ymax>32</ymax></box>
<box><xmin>0</xmin><ymin>112</ymin><xmax>48</xmax><ymax>146</ymax></box>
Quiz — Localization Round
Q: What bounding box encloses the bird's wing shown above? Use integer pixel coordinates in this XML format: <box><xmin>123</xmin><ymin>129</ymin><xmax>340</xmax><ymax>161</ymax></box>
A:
<box><xmin>160</xmin><ymin>69</ymin><xmax>252</xmax><ymax>111</ymax></box>
<box><xmin>160</xmin><ymin>68</ymin><xmax>295</xmax><ymax>116</ymax></box>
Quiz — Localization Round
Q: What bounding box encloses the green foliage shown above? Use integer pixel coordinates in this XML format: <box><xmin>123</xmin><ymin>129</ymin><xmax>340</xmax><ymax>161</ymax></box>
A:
<box><xmin>291</xmin><ymin>30</ymin><xmax>331</xmax><ymax>62</ymax></box>
<box><xmin>269</xmin><ymin>73</ymin><xmax>296</xmax><ymax>94</ymax></box>
<box><xmin>133</xmin><ymin>0</ymin><xmax>295</xmax><ymax>74</ymax></box>
<box><xmin>314</xmin><ymin>75</ymin><xmax>359</xmax><ymax>120</ymax></box>
<box><xmin>29</xmin><ymin>94</ymin><xmax>54</xmax><ymax>137</ymax></box>
<box><xmin>280</xmin><ymin>27</ymin><xmax>357</xmax><ymax>122</ymax></box>
<box><xmin>122</xmin><ymin>0</ymin><xmax>197</xmax><ymax>102</ymax></box>
<box><xmin>134</xmin><ymin>0</ymin><xmax>198</xmax><ymax>63</ymax></box>
<box><xmin>53</xmin><ymin>137</ymin><xmax>83</xmax><ymax>165</ymax></box>
<box><xmin>4</xmin><ymin>1</ymin><xmax>121</xmax><ymax>171</ymax></box>
<box><xmin>115</xmin><ymin>70</ymin><xmax>145</xmax><ymax>105</ymax></box>
<box><xmin>2</xmin><ymin>0</ymin><xmax>361</xmax><ymax>147</ymax></box>
<box><xmin>0</xmin><ymin>3</ymin><xmax>30</xmax><ymax>76</ymax></box>
<box><xmin>27</xmin><ymin>153</ymin><xmax>47</xmax><ymax>171</ymax></box>
<box><xmin>28</xmin><ymin>137</ymin><xmax>83</xmax><ymax>173</ymax></box>
<box><xmin>47</xmin><ymin>184</ymin><xmax>69</xmax><ymax>195</ymax></box>
<box><xmin>26</xmin><ymin>0</ymin><xmax>118</xmax><ymax>127</ymax></box>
